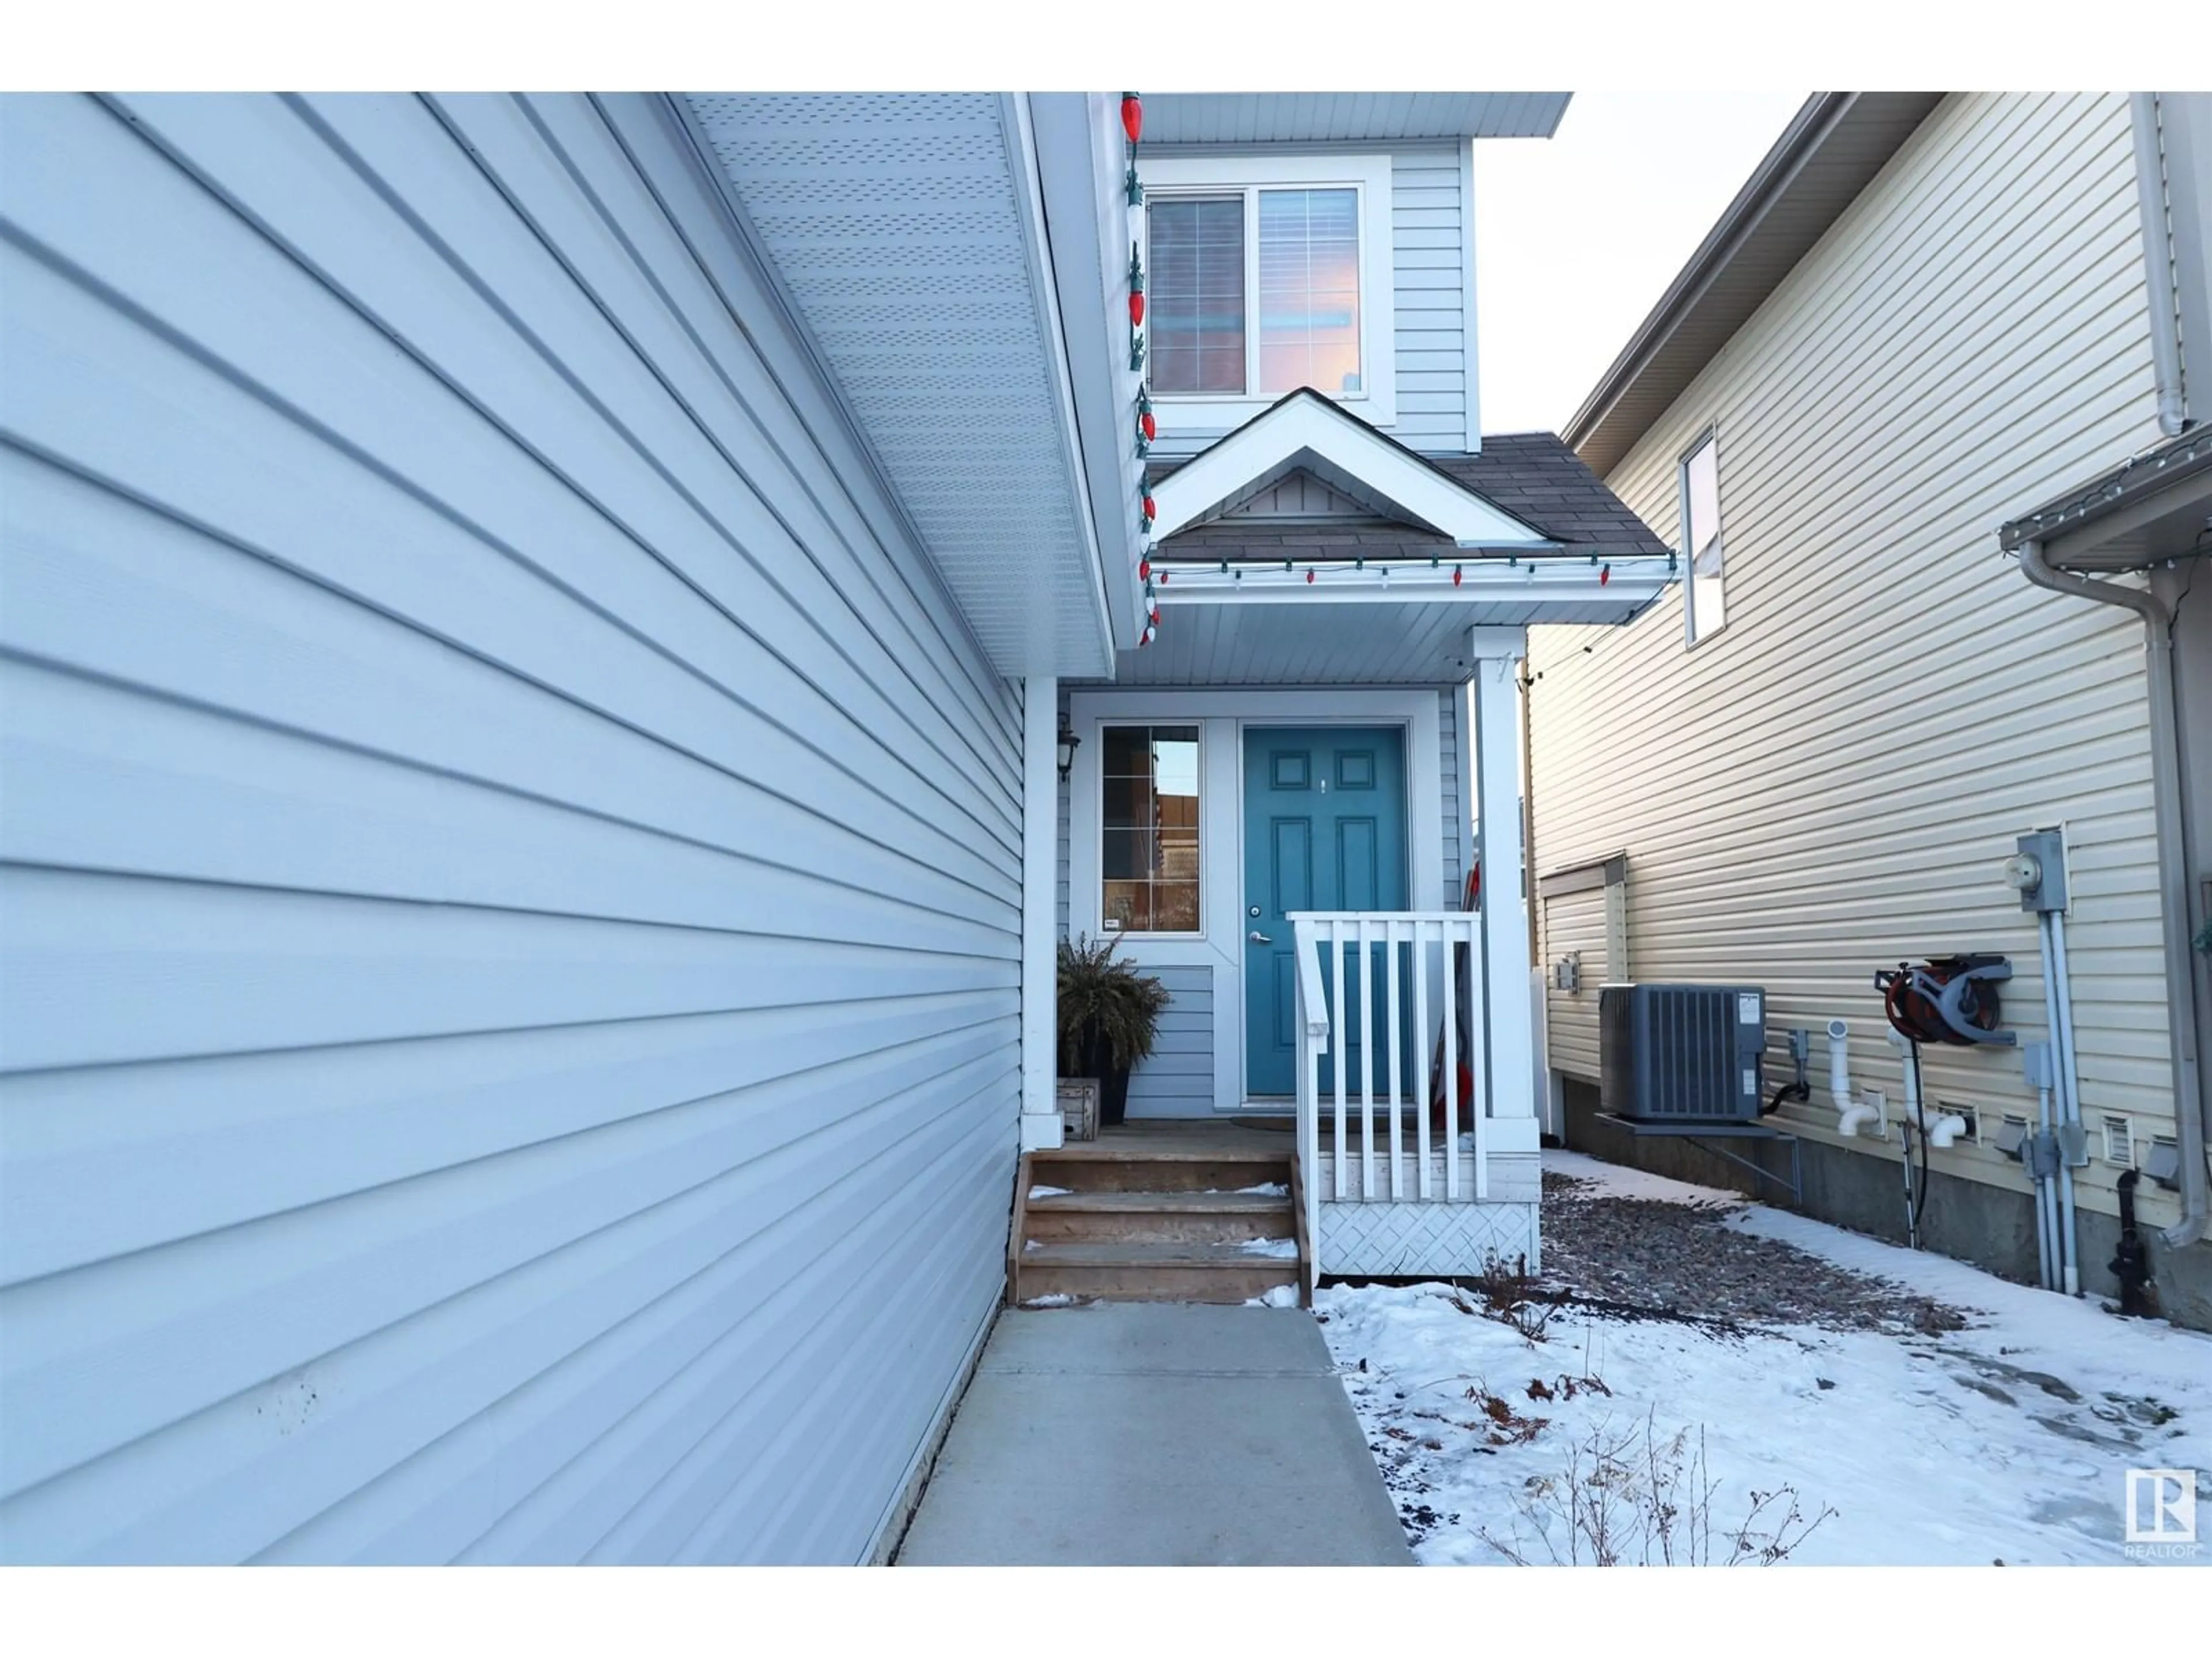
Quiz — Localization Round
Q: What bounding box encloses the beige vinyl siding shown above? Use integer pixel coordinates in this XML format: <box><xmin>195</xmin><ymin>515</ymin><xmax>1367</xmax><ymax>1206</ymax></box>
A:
<box><xmin>1540</xmin><ymin>888</ymin><xmax>1611</xmax><ymax>1083</ymax></box>
<box><xmin>1529</xmin><ymin>93</ymin><xmax>2178</xmax><ymax>1226</ymax></box>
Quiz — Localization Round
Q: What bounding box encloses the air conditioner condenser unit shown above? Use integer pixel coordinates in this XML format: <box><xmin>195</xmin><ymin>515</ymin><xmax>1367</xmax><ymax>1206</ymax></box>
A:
<box><xmin>1599</xmin><ymin>982</ymin><xmax>1766</xmax><ymax>1122</ymax></box>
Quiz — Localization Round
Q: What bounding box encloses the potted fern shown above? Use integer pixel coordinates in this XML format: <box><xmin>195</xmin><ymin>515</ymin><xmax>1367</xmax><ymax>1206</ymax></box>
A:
<box><xmin>1057</xmin><ymin>934</ymin><xmax>1169</xmax><ymax>1128</ymax></box>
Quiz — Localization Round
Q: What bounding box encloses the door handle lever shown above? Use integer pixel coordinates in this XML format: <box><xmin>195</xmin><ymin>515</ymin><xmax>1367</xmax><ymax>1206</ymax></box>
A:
<box><xmin>1248</xmin><ymin>930</ymin><xmax>1273</xmax><ymax>945</ymax></box>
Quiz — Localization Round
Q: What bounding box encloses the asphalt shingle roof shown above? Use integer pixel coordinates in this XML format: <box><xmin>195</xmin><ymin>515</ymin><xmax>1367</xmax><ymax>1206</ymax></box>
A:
<box><xmin>1147</xmin><ymin>431</ymin><xmax>1671</xmax><ymax>562</ymax></box>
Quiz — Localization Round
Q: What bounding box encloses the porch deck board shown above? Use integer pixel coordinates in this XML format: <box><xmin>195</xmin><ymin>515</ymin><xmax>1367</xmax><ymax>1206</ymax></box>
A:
<box><xmin>1028</xmin><ymin>1191</ymin><xmax>1289</xmax><ymax>1214</ymax></box>
<box><xmin>1051</xmin><ymin>1118</ymin><xmax>1298</xmax><ymax>1160</ymax></box>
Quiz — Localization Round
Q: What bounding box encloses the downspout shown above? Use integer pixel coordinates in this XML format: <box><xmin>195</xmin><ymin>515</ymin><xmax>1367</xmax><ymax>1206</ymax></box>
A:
<box><xmin>2131</xmin><ymin>92</ymin><xmax>2190</xmax><ymax>437</ymax></box>
<box><xmin>2018</xmin><ymin>540</ymin><xmax>2209</xmax><ymax>1248</ymax></box>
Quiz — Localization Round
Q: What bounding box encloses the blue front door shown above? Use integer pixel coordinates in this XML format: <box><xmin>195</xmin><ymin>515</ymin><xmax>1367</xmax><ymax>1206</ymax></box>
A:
<box><xmin>1243</xmin><ymin>727</ymin><xmax>1409</xmax><ymax>1097</ymax></box>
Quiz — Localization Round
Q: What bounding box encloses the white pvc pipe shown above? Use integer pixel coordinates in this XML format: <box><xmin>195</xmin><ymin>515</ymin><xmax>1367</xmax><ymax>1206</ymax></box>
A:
<box><xmin>1829</xmin><ymin>1018</ymin><xmax>1878</xmax><ymax>1135</ymax></box>
<box><xmin>1889</xmin><ymin>1025</ymin><xmax>1966</xmax><ymax>1149</ymax></box>
<box><xmin>1923</xmin><ymin>1111</ymin><xmax>1970</xmax><ymax>1149</ymax></box>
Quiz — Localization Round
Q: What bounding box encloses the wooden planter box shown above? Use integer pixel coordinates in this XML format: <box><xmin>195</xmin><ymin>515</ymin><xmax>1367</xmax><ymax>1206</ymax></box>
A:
<box><xmin>1056</xmin><ymin>1078</ymin><xmax>1100</xmax><ymax>1143</ymax></box>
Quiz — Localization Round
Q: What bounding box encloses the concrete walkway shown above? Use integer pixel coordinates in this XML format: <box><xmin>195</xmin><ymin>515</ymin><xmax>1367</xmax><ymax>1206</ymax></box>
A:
<box><xmin>894</xmin><ymin>1302</ymin><xmax>1412</xmax><ymax>1566</ymax></box>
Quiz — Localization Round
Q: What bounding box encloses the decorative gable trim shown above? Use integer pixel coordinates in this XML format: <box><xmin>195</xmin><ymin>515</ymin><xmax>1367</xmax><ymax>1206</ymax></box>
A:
<box><xmin>1150</xmin><ymin>391</ymin><xmax>1555</xmax><ymax>550</ymax></box>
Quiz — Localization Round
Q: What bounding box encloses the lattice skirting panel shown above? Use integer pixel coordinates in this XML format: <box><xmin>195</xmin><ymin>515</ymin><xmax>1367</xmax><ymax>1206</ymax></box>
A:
<box><xmin>1316</xmin><ymin>1200</ymin><xmax>1540</xmax><ymax>1278</ymax></box>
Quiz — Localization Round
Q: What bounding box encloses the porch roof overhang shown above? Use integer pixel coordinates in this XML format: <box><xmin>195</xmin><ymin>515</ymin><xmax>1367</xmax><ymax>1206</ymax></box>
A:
<box><xmin>1107</xmin><ymin>556</ymin><xmax>1674</xmax><ymax>685</ymax></box>
<box><xmin>679</xmin><ymin>93</ymin><xmax>1142</xmax><ymax>677</ymax></box>
<box><xmin>1998</xmin><ymin>425</ymin><xmax>2212</xmax><ymax>571</ymax></box>
<box><xmin>1141</xmin><ymin>93</ymin><xmax>1570</xmax><ymax>146</ymax></box>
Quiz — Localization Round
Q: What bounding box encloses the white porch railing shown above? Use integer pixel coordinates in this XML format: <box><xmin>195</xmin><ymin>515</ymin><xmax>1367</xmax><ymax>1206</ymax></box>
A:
<box><xmin>1289</xmin><ymin>912</ymin><xmax>1488</xmax><ymax>1267</ymax></box>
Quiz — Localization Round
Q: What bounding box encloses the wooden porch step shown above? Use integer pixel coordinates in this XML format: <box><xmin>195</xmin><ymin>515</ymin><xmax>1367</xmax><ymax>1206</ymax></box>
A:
<box><xmin>1027</xmin><ymin>1153</ymin><xmax>1290</xmax><ymax>1194</ymax></box>
<box><xmin>1014</xmin><ymin>1241</ymin><xmax>1300</xmax><ymax>1306</ymax></box>
<box><xmin>1024</xmin><ymin>1190</ymin><xmax>1292</xmax><ymax>1246</ymax></box>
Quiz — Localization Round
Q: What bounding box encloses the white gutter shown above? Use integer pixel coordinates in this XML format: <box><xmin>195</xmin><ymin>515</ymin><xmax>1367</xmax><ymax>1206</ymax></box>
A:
<box><xmin>1152</xmin><ymin>554</ymin><xmax>1675</xmax><ymax>606</ymax></box>
<box><xmin>2131</xmin><ymin>93</ymin><xmax>2191</xmax><ymax>437</ymax></box>
<box><xmin>2017</xmin><ymin>539</ymin><xmax>2209</xmax><ymax>1249</ymax></box>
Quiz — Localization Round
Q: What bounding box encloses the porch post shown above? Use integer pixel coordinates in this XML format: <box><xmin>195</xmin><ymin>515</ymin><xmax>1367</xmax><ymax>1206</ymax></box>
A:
<box><xmin>1469</xmin><ymin>630</ymin><xmax>1536</xmax><ymax>1130</ymax></box>
<box><xmin>1021</xmin><ymin>675</ymin><xmax>1065</xmax><ymax>1151</ymax></box>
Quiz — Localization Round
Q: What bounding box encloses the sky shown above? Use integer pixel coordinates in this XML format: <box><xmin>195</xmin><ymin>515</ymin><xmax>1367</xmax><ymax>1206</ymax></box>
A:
<box><xmin>1474</xmin><ymin>90</ymin><xmax>1811</xmax><ymax>437</ymax></box>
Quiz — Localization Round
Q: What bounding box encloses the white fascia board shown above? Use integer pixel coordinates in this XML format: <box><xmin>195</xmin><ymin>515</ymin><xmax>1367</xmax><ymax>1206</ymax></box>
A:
<box><xmin>1150</xmin><ymin>394</ymin><xmax>1552</xmax><ymax>545</ymax></box>
<box><xmin>1030</xmin><ymin>92</ymin><xmax>1149</xmax><ymax>655</ymax></box>
<box><xmin>1003</xmin><ymin>94</ymin><xmax>1118</xmax><ymax>672</ymax></box>
<box><xmin>1152</xmin><ymin>556</ymin><xmax>1672</xmax><ymax>608</ymax></box>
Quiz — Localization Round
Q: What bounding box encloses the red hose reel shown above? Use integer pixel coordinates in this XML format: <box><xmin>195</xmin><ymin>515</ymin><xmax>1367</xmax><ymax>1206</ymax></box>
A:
<box><xmin>1876</xmin><ymin>953</ymin><xmax>2016</xmax><ymax>1047</ymax></box>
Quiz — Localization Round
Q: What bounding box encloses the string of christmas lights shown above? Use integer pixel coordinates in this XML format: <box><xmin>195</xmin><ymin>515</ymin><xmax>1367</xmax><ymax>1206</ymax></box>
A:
<box><xmin>1123</xmin><ymin>91</ymin><xmax>1158</xmax><ymax>647</ymax></box>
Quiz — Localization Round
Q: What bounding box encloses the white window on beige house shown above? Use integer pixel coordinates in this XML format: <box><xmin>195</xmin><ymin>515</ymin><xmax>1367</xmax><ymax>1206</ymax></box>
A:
<box><xmin>1681</xmin><ymin>428</ymin><xmax>1726</xmax><ymax>643</ymax></box>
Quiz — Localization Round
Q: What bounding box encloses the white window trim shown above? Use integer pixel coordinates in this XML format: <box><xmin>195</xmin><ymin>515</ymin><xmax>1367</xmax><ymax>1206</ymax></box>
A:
<box><xmin>1679</xmin><ymin>425</ymin><xmax>1726</xmax><ymax>649</ymax></box>
<box><xmin>1142</xmin><ymin>153</ymin><xmax>1398</xmax><ymax>429</ymax></box>
<box><xmin>1067</xmin><ymin>688</ymin><xmax>1443</xmax><ymax>1113</ymax></box>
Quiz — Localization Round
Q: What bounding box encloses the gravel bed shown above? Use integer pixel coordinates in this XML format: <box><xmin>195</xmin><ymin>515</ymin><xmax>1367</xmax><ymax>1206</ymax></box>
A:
<box><xmin>1537</xmin><ymin>1169</ymin><xmax>1971</xmax><ymax>1336</ymax></box>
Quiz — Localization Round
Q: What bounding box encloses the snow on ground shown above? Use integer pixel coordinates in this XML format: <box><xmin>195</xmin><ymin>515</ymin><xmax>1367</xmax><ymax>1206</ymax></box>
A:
<box><xmin>1543</xmin><ymin>1149</ymin><xmax>1737</xmax><ymax>1206</ymax></box>
<box><xmin>1316</xmin><ymin>1150</ymin><xmax>2212</xmax><ymax>1567</ymax></box>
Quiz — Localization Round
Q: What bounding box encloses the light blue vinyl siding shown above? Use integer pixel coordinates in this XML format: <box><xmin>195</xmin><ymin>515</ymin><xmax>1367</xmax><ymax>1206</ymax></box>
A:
<box><xmin>0</xmin><ymin>93</ymin><xmax>1020</xmax><ymax>1564</ymax></box>
<box><xmin>1389</xmin><ymin>147</ymin><xmax>1471</xmax><ymax>454</ymax></box>
<box><xmin>1440</xmin><ymin>684</ymin><xmax>1470</xmax><ymax>906</ymax></box>
<box><xmin>1125</xmin><ymin>965</ymin><xmax>1217</xmax><ymax>1117</ymax></box>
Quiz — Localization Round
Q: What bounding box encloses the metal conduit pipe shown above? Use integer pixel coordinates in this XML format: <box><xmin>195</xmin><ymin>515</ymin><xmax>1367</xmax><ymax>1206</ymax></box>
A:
<box><xmin>2130</xmin><ymin>93</ymin><xmax>2190</xmax><ymax>438</ymax></box>
<box><xmin>2047</xmin><ymin>909</ymin><xmax>2088</xmax><ymax>1293</ymax></box>
<box><xmin>2033</xmin><ymin>935</ymin><xmax>2070</xmax><ymax>1294</ymax></box>
<box><xmin>2017</xmin><ymin>540</ymin><xmax>2209</xmax><ymax>1251</ymax></box>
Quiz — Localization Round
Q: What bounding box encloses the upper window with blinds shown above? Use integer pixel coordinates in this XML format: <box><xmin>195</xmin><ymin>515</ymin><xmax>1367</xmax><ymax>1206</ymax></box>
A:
<box><xmin>1149</xmin><ymin>187</ymin><xmax>1362</xmax><ymax>400</ymax></box>
<box><xmin>1149</xmin><ymin>196</ymin><xmax>1248</xmax><ymax>396</ymax></box>
<box><xmin>1141</xmin><ymin>156</ymin><xmax>1395</xmax><ymax>421</ymax></box>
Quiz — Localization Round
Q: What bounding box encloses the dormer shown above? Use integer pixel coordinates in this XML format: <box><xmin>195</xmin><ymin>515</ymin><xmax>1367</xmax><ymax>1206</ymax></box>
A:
<box><xmin>1139</xmin><ymin>93</ymin><xmax>1570</xmax><ymax>459</ymax></box>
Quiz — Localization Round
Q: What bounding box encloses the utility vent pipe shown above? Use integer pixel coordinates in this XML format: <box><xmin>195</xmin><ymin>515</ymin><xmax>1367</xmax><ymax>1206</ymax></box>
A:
<box><xmin>1830</xmin><ymin>1018</ymin><xmax>1879</xmax><ymax>1136</ymax></box>
<box><xmin>1890</xmin><ymin>1027</ymin><xmax>1968</xmax><ymax>1147</ymax></box>
<box><xmin>2131</xmin><ymin>92</ymin><xmax>2191</xmax><ymax>436</ymax></box>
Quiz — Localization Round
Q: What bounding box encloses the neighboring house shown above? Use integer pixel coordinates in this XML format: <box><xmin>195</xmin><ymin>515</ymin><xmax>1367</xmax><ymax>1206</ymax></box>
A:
<box><xmin>1528</xmin><ymin>92</ymin><xmax>2212</xmax><ymax>1329</ymax></box>
<box><xmin>0</xmin><ymin>90</ymin><xmax>1668</xmax><ymax>1563</ymax></box>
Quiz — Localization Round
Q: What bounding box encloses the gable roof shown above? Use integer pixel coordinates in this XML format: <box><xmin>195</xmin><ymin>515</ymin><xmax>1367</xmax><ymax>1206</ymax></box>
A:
<box><xmin>1563</xmin><ymin>92</ymin><xmax>1946</xmax><ymax>478</ymax></box>
<box><xmin>1148</xmin><ymin>427</ymin><xmax>1670</xmax><ymax>563</ymax></box>
<box><xmin>1147</xmin><ymin>389</ymin><xmax>1556</xmax><ymax>552</ymax></box>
